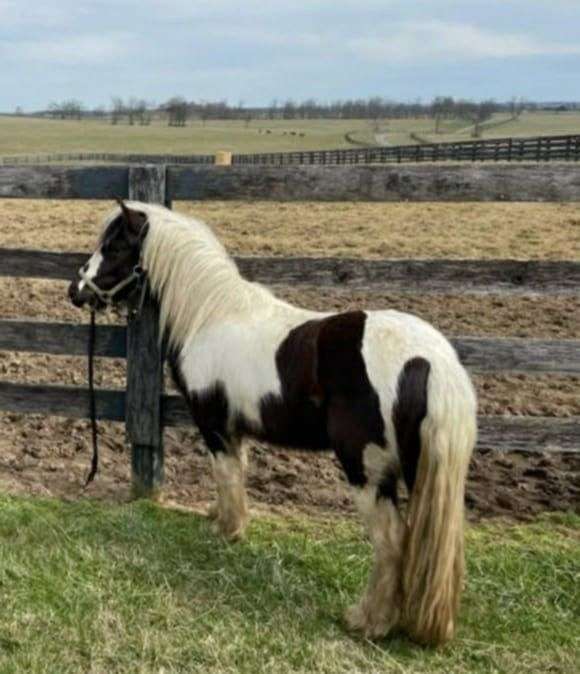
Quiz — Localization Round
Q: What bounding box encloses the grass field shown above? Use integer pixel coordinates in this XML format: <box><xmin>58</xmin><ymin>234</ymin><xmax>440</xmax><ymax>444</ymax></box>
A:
<box><xmin>0</xmin><ymin>117</ymin><xmax>374</xmax><ymax>156</ymax></box>
<box><xmin>0</xmin><ymin>496</ymin><xmax>578</xmax><ymax>674</ymax></box>
<box><xmin>2</xmin><ymin>111</ymin><xmax>579</xmax><ymax>157</ymax></box>
<box><xmin>345</xmin><ymin>116</ymin><xmax>468</xmax><ymax>146</ymax></box>
<box><xmin>417</xmin><ymin>111</ymin><xmax>580</xmax><ymax>144</ymax></box>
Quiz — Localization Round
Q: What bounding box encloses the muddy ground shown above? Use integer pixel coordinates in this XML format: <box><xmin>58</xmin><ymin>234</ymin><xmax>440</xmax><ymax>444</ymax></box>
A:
<box><xmin>0</xmin><ymin>200</ymin><xmax>578</xmax><ymax>522</ymax></box>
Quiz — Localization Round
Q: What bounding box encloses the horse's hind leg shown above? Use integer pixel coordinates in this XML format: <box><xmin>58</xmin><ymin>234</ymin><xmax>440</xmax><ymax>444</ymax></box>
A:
<box><xmin>347</xmin><ymin>480</ymin><xmax>405</xmax><ymax>639</ymax></box>
<box><xmin>208</xmin><ymin>437</ymin><xmax>249</xmax><ymax>541</ymax></box>
<box><xmin>338</xmin><ymin>443</ymin><xmax>406</xmax><ymax>639</ymax></box>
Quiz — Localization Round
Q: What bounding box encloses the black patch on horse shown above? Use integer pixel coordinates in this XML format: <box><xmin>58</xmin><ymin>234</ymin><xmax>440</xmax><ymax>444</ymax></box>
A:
<box><xmin>260</xmin><ymin>318</ymin><xmax>329</xmax><ymax>449</ymax></box>
<box><xmin>392</xmin><ymin>357</ymin><xmax>431</xmax><ymax>492</ymax></box>
<box><xmin>261</xmin><ymin>311</ymin><xmax>386</xmax><ymax>489</ymax></box>
<box><xmin>318</xmin><ymin>312</ymin><xmax>386</xmax><ymax>488</ymax></box>
<box><xmin>377</xmin><ymin>470</ymin><xmax>399</xmax><ymax>504</ymax></box>
<box><xmin>190</xmin><ymin>383</ymin><xmax>231</xmax><ymax>454</ymax></box>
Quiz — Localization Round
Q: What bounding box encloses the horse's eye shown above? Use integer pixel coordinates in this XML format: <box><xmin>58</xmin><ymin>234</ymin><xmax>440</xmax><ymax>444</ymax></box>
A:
<box><xmin>102</xmin><ymin>239</ymin><xmax>119</xmax><ymax>255</ymax></box>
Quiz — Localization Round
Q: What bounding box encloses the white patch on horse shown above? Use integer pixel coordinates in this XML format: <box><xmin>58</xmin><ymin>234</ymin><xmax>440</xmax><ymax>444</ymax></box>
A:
<box><xmin>362</xmin><ymin>443</ymin><xmax>397</xmax><ymax>486</ymax></box>
<box><xmin>361</xmin><ymin>310</ymin><xmax>465</xmax><ymax>454</ymax></box>
<box><xmin>78</xmin><ymin>250</ymin><xmax>103</xmax><ymax>292</ymax></box>
<box><xmin>179</xmin><ymin>321</ymin><xmax>285</xmax><ymax>428</ymax></box>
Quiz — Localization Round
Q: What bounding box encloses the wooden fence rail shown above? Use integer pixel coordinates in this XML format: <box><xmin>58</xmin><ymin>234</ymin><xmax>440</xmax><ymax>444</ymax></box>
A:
<box><xmin>1</xmin><ymin>320</ymin><xmax>578</xmax><ymax>375</ymax></box>
<box><xmin>1</xmin><ymin>164</ymin><xmax>580</xmax><ymax>202</ymax></box>
<box><xmin>0</xmin><ymin>152</ymin><xmax>215</xmax><ymax>166</ymax></box>
<box><xmin>0</xmin><ymin>162</ymin><xmax>578</xmax><ymax>497</ymax></box>
<box><xmin>1</xmin><ymin>381</ymin><xmax>578</xmax><ymax>454</ymax></box>
<box><xmin>2</xmin><ymin>248</ymin><xmax>579</xmax><ymax>295</ymax></box>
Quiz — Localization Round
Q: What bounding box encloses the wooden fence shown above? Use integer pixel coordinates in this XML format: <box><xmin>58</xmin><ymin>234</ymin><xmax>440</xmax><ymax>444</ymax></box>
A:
<box><xmin>1</xmin><ymin>163</ymin><xmax>579</xmax><ymax>498</ymax></box>
<box><xmin>2</xmin><ymin>133</ymin><xmax>579</xmax><ymax>168</ymax></box>
<box><xmin>233</xmin><ymin>133</ymin><xmax>580</xmax><ymax>165</ymax></box>
<box><xmin>0</xmin><ymin>151</ymin><xmax>215</xmax><ymax>166</ymax></box>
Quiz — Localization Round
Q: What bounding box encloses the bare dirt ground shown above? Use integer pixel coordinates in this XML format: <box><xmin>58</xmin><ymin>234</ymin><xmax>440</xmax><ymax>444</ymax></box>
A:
<box><xmin>1</xmin><ymin>199</ymin><xmax>579</xmax><ymax>260</ymax></box>
<box><xmin>1</xmin><ymin>200</ymin><xmax>578</xmax><ymax>521</ymax></box>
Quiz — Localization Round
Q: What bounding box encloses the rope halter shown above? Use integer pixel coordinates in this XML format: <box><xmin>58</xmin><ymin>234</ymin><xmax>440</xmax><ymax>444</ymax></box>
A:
<box><xmin>78</xmin><ymin>264</ymin><xmax>145</xmax><ymax>306</ymax></box>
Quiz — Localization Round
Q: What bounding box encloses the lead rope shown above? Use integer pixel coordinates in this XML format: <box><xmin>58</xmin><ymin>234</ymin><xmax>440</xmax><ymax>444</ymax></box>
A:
<box><xmin>83</xmin><ymin>274</ymin><xmax>148</xmax><ymax>487</ymax></box>
<box><xmin>84</xmin><ymin>309</ymin><xmax>99</xmax><ymax>487</ymax></box>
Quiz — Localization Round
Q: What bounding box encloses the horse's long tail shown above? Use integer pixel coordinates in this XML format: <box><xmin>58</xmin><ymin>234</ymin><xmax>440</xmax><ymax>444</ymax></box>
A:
<box><xmin>401</xmin><ymin>369</ymin><xmax>476</xmax><ymax>646</ymax></box>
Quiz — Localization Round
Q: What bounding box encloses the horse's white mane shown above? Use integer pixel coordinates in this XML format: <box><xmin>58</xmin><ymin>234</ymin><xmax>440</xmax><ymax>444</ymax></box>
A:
<box><xmin>120</xmin><ymin>201</ymin><xmax>275</xmax><ymax>349</ymax></box>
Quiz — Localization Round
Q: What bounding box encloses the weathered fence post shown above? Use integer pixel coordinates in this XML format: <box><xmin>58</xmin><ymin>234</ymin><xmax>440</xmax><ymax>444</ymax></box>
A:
<box><xmin>126</xmin><ymin>165</ymin><xmax>166</xmax><ymax>498</ymax></box>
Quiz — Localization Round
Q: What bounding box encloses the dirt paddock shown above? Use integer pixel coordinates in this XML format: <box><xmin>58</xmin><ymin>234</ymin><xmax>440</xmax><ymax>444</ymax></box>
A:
<box><xmin>0</xmin><ymin>199</ymin><xmax>578</xmax><ymax>522</ymax></box>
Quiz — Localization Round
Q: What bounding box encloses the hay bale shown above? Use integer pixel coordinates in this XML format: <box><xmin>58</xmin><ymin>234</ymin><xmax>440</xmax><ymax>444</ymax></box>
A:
<box><xmin>215</xmin><ymin>151</ymin><xmax>232</xmax><ymax>166</ymax></box>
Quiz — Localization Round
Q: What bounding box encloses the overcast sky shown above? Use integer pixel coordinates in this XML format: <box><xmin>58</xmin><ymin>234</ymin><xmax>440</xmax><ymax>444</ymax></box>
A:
<box><xmin>1</xmin><ymin>0</ymin><xmax>579</xmax><ymax>111</ymax></box>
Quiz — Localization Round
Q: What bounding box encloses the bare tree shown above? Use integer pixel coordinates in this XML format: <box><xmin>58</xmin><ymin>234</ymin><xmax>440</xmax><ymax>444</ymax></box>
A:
<box><xmin>111</xmin><ymin>97</ymin><xmax>125</xmax><ymax>125</ymax></box>
<box><xmin>47</xmin><ymin>99</ymin><xmax>84</xmax><ymax>120</ymax></box>
<box><xmin>165</xmin><ymin>97</ymin><xmax>188</xmax><ymax>126</ymax></box>
<box><xmin>47</xmin><ymin>102</ymin><xmax>61</xmax><ymax>119</ymax></box>
<box><xmin>93</xmin><ymin>106</ymin><xmax>107</xmax><ymax>120</ymax></box>
<box><xmin>127</xmin><ymin>98</ymin><xmax>141</xmax><ymax>126</ymax></box>
<box><xmin>471</xmin><ymin>100</ymin><xmax>496</xmax><ymax>138</ymax></box>
<box><xmin>137</xmin><ymin>100</ymin><xmax>152</xmax><ymax>125</ymax></box>
<box><xmin>431</xmin><ymin>96</ymin><xmax>454</xmax><ymax>133</ymax></box>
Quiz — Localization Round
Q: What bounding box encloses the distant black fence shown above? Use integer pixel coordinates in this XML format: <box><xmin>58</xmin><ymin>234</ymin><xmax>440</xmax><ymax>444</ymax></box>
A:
<box><xmin>233</xmin><ymin>134</ymin><xmax>580</xmax><ymax>166</ymax></box>
<box><xmin>1</xmin><ymin>134</ymin><xmax>579</xmax><ymax>168</ymax></box>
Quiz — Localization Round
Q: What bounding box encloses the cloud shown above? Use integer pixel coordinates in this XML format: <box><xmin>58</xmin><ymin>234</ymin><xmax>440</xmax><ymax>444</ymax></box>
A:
<box><xmin>12</xmin><ymin>32</ymin><xmax>135</xmax><ymax>66</ymax></box>
<box><xmin>0</xmin><ymin>1</ymin><xmax>80</xmax><ymax>28</ymax></box>
<box><xmin>348</xmin><ymin>20</ymin><xmax>580</xmax><ymax>63</ymax></box>
<box><xmin>199</xmin><ymin>25</ymin><xmax>323</xmax><ymax>50</ymax></box>
<box><xmin>1</xmin><ymin>2</ymin><xmax>580</xmax><ymax>109</ymax></box>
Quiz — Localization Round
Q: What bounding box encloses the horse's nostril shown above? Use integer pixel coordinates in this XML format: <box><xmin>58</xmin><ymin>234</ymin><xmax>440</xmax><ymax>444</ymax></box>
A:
<box><xmin>68</xmin><ymin>281</ymin><xmax>85</xmax><ymax>307</ymax></box>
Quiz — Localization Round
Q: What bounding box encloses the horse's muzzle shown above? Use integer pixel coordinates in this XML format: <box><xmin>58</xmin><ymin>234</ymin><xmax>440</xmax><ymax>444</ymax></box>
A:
<box><xmin>68</xmin><ymin>279</ymin><xmax>97</xmax><ymax>308</ymax></box>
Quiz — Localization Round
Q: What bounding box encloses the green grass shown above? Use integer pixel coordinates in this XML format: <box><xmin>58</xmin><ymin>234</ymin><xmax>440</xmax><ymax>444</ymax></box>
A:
<box><xmin>2</xmin><ymin>112</ymin><xmax>579</xmax><ymax>157</ymax></box>
<box><xmin>0</xmin><ymin>117</ymin><xmax>377</xmax><ymax>156</ymax></box>
<box><xmin>347</xmin><ymin>117</ymin><xmax>468</xmax><ymax>147</ymax></box>
<box><xmin>0</xmin><ymin>495</ymin><xmax>578</xmax><ymax>673</ymax></box>
<box><xmin>419</xmin><ymin>111</ymin><xmax>580</xmax><ymax>144</ymax></box>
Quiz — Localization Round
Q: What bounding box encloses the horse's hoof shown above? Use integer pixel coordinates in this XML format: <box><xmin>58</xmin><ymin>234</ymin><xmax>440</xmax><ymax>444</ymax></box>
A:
<box><xmin>206</xmin><ymin>502</ymin><xmax>219</xmax><ymax>520</ymax></box>
<box><xmin>344</xmin><ymin>602</ymin><xmax>393</xmax><ymax>640</ymax></box>
<box><xmin>211</xmin><ymin>518</ymin><xmax>246</xmax><ymax>542</ymax></box>
<box><xmin>345</xmin><ymin>603</ymin><xmax>367</xmax><ymax>633</ymax></box>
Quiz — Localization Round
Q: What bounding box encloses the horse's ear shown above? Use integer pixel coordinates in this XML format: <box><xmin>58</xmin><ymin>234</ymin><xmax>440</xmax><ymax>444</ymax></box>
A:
<box><xmin>115</xmin><ymin>197</ymin><xmax>145</xmax><ymax>237</ymax></box>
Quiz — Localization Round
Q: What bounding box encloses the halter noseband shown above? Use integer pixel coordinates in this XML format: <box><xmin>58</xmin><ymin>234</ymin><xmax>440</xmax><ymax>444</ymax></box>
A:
<box><xmin>78</xmin><ymin>264</ymin><xmax>145</xmax><ymax>306</ymax></box>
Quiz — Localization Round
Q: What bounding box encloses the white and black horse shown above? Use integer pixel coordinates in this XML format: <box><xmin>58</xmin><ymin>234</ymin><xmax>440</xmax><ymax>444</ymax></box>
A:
<box><xmin>69</xmin><ymin>200</ymin><xmax>477</xmax><ymax>645</ymax></box>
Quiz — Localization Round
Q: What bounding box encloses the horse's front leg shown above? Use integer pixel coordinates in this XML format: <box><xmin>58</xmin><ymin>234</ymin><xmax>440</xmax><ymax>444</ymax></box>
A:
<box><xmin>206</xmin><ymin>435</ymin><xmax>249</xmax><ymax>541</ymax></box>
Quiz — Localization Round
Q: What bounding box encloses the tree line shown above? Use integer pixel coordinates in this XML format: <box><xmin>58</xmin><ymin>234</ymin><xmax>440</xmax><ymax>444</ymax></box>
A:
<box><xmin>40</xmin><ymin>96</ymin><xmax>578</xmax><ymax>133</ymax></box>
